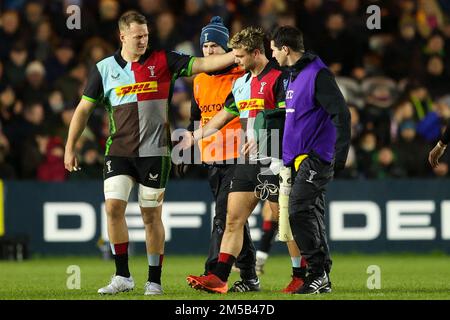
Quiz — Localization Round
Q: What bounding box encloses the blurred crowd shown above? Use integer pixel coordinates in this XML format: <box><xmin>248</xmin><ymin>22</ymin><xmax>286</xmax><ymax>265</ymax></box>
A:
<box><xmin>0</xmin><ymin>0</ymin><xmax>450</xmax><ymax>181</ymax></box>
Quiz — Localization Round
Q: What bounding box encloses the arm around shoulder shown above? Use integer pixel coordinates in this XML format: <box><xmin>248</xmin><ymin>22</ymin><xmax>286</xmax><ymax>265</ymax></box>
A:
<box><xmin>191</xmin><ymin>51</ymin><xmax>235</xmax><ymax>75</ymax></box>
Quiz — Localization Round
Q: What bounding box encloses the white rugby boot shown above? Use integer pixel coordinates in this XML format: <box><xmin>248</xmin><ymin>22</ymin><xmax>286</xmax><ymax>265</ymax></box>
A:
<box><xmin>98</xmin><ymin>275</ymin><xmax>135</xmax><ymax>294</ymax></box>
<box><xmin>144</xmin><ymin>281</ymin><xmax>163</xmax><ymax>295</ymax></box>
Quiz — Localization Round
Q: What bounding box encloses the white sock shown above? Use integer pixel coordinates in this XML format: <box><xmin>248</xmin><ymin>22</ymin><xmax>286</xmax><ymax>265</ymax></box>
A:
<box><xmin>256</xmin><ymin>250</ymin><xmax>269</xmax><ymax>265</ymax></box>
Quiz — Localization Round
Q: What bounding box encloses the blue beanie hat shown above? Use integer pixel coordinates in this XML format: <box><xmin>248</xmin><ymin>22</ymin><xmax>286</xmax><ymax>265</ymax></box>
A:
<box><xmin>200</xmin><ymin>16</ymin><xmax>229</xmax><ymax>52</ymax></box>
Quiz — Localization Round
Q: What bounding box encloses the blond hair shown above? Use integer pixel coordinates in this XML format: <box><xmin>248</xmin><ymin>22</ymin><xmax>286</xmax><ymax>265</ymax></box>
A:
<box><xmin>228</xmin><ymin>27</ymin><xmax>265</xmax><ymax>53</ymax></box>
<box><xmin>118</xmin><ymin>11</ymin><xmax>147</xmax><ymax>31</ymax></box>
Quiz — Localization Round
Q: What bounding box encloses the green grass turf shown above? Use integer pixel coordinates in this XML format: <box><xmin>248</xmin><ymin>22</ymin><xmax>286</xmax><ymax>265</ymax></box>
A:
<box><xmin>0</xmin><ymin>254</ymin><xmax>449</xmax><ymax>300</ymax></box>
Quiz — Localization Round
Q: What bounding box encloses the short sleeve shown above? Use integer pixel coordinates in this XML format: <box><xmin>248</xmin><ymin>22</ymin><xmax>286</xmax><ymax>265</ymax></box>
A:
<box><xmin>166</xmin><ymin>51</ymin><xmax>195</xmax><ymax>79</ymax></box>
<box><xmin>82</xmin><ymin>66</ymin><xmax>103</xmax><ymax>103</ymax></box>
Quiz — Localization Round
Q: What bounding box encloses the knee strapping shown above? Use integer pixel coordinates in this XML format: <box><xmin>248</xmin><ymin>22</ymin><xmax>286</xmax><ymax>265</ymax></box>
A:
<box><xmin>139</xmin><ymin>185</ymin><xmax>165</xmax><ymax>207</ymax></box>
<box><xmin>104</xmin><ymin>175</ymin><xmax>134</xmax><ymax>202</ymax></box>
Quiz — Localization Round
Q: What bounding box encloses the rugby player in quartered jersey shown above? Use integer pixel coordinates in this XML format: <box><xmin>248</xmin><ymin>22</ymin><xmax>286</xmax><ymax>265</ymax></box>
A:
<box><xmin>64</xmin><ymin>11</ymin><xmax>235</xmax><ymax>296</ymax></box>
<box><xmin>183</xmin><ymin>27</ymin><xmax>302</xmax><ymax>294</ymax></box>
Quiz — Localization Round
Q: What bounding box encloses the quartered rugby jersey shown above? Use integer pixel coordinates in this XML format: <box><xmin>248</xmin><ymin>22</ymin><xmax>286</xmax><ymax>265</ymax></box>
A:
<box><xmin>82</xmin><ymin>49</ymin><xmax>194</xmax><ymax>157</ymax></box>
<box><xmin>224</xmin><ymin>60</ymin><xmax>286</xmax><ymax>136</ymax></box>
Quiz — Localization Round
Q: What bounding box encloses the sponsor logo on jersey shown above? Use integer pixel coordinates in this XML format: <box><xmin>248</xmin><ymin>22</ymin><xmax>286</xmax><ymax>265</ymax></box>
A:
<box><xmin>115</xmin><ymin>81</ymin><xmax>158</xmax><ymax>96</ymax></box>
<box><xmin>237</xmin><ymin>99</ymin><xmax>265</xmax><ymax>111</ymax></box>
<box><xmin>199</xmin><ymin>103</ymin><xmax>224</xmax><ymax>113</ymax></box>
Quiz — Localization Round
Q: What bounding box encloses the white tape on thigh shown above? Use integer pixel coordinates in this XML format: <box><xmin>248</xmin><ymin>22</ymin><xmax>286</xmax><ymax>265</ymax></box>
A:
<box><xmin>139</xmin><ymin>185</ymin><xmax>165</xmax><ymax>207</ymax></box>
<box><xmin>104</xmin><ymin>175</ymin><xmax>134</xmax><ymax>202</ymax></box>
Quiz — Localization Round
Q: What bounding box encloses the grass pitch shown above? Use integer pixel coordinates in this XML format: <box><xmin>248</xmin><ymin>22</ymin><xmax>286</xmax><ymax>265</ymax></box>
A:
<box><xmin>0</xmin><ymin>253</ymin><xmax>449</xmax><ymax>300</ymax></box>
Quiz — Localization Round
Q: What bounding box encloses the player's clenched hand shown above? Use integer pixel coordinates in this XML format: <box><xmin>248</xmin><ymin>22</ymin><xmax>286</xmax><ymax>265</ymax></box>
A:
<box><xmin>64</xmin><ymin>148</ymin><xmax>80</xmax><ymax>172</ymax></box>
<box><xmin>429</xmin><ymin>141</ymin><xmax>446</xmax><ymax>168</ymax></box>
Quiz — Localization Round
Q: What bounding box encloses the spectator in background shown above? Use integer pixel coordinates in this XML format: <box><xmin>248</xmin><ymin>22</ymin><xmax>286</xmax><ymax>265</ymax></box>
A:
<box><xmin>181</xmin><ymin>0</ymin><xmax>205</xmax><ymax>43</ymax></box>
<box><xmin>20</xmin><ymin>61</ymin><xmax>49</xmax><ymax>106</ymax></box>
<box><xmin>54</xmin><ymin>63</ymin><xmax>87</xmax><ymax>106</ymax></box>
<box><xmin>416</xmin><ymin>0</ymin><xmax>445</xmax><ymax>39</ymax></box>
<box><xmin>406</xmin><ymin>82</ymin><xmax>434</xmax><ymax>121</ymax></box>
<box><xmin>258</xmin><ymin>0</ymin><xmax>286</xmax><ymax>32</ymax></box>
<box><xmin>47</xmin><ymin>90</ymin><xmax>65</xmax><ymax>115</ymax></box>
<box><xmin>6</xmin><ymin>102</ymin><xmax>46</xmax><ymax>177</ymax></box>
<box><xmin>138</xmin><ymin>0</ymin><xmax>164</xmax><ymax>23</ymax></box>
<box><xmin>383</xmin><ymin>21</ymin><xmax>422</xmax><ymax>80</ymax></box>
<box><xmin>37</xmin><ymin>136</ymin><xmax>66</xmax><ymax>181</ymax></box>
<box><xmin>5</xmin><ymin>102</ymin><xmax>45</xmax><ymax>149</ymax></box>
<box><xmin>154</xmin><ymin>10</ymin><xmax>182</xmax><ymax>50</ymax></box>
<box><xmin>341</xmin><ymin>0</ymin><xmax>367</xmax><ymax>45</ymax></box>
<box><xmin>0</xmin><ymin>86</ymin><xmax>20</xmax><ymax>124</ymax></box>
<box><xmin>97</xmin><ymin>0</ymin><xmax>121</xmax><ymax>47</ymax></box>
<box><xmin>81</xmin><ymin>38</ymin><xmax>114</xmax><ymax>70</ymax></box>
<box><xmin>369</xmin><ymin>146</ymin><xmax>406</xmax><ymax>179</ymax></box>
<box><xmin>393</xmin><ymin>120</ymin><xmax>430</xmax><ymax>177</ymax></box>
<box><xmin>416</xmin><ymin>99</ymin><xmax>450</xmax><ymax>143</ymax></box>
<box><xmin>390</xmin><ymin>100</ymin><xmax>415</xmax><ymax>143</ymax></box>
<box><xmin>296</xmin><ymin>0</ymin><xmax>326</xmax><ymax>49</ymax></box>
<box><xmin>23</xmin><ymin>0</ymin><xmax>45</xmax><ymax>36</ymax></box>
<box><xmin>275</xmin><ymin>10</ymin><xmax>296</xmax><ymax>28</ymax></box>
<box><xmin>4</xmin><ymin>41</ymin><xmax>29</xmax><ymax>89</ymax></box>
<box><xmin>422</xmin><ymin>55</ymin><xmax>450</xmax><ymax>99</ymax></box>
<box><xmin>204</xmin><ymin>0</ymin><xmax>230</xmax><ymax>23</ymax></box>
<box><xmin>356</xmin><ymin>131</ymin><xmax>377</xmax><ymax>178</ymax></box>
<box><xmin>0</xmin><ymin>10</ymin><xmax>24</xmax><ymax>60</ymax></box>
<box><xmin>45</xmin><ymin>40</ymin><xmax>75</xmax><ymax>84</ymax></box>
<box><xmin>33</xmin><ymin>19</ymin><xmax>58</xmax><ymax>62</ymax></box>
<box><xmin>315</xmin><ymin>11</ymin><xmax>363</xmax><ymax>76</ymax></box>
<box><xmin>398</xmin><ymin>0</ymin><xmax>416</xmax><ymax>26</ymax></box>
<box><xmin>363</xmin><ymin>80</ymin><xmax>397</xmax><ymax>145</ymax></box>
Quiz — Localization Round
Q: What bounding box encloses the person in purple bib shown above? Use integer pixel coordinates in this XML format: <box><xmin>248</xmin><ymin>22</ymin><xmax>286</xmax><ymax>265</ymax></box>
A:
<box><xmin>270</xmin><ymin>26</ymin><xmax>351</xmax><ymax>294</ymax></box>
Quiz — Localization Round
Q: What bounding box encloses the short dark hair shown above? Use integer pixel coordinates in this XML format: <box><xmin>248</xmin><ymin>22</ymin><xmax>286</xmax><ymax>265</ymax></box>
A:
<box><xmin>271</xmin><ymin>26</ymin><xmax>304</xmax><ymax>53</ymax></box>
<box><xmin>118</xmin><ymin>11</ymin><xmax>147</xmax><ymax>31</ymax></box>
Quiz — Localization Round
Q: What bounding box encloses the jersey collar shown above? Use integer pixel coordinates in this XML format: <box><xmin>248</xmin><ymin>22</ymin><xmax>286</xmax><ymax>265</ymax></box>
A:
<box><xmin>245</xmin><ymin>59</ymin><xmax>279</xmax><ymax>82</ymax></box>
<box><xmin>114</xmin><ymin>47</ymin><xmax>154</xmax><ymax>68</ymax></box>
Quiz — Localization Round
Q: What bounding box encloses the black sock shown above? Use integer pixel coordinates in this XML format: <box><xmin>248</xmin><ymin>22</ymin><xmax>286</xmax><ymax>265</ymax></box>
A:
<box><xmin>114</xmin><ymin>254</ymin><xmax>130</xmax><ymax>277</ymax></box>
<box><xmin>293</xmin><ymin>267</ymin><xmax>306</xmax><ymax>279</ymax></box>
<box><xmin>148</xmin><ymin>266</ymin><xmax>162</xmax><ymax>284</ymax></box>
<box><xmin>214</xmin><ymin>262</ymin><xmax>233</xmax><ymax>282</ymax></box>
<box><xmin>258</xmin><ymin>221</ymin><xmax>278</xmax><ymax>252</ymax></box>
<box><xmin>240</xmin><ymin>267</ymin><xmax>257</xmax><ymax>281</ymax></box>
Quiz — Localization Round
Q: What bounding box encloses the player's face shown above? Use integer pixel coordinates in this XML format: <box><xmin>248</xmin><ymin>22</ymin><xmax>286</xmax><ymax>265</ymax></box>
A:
<box><xmin>202</xmin><ymin>42</ymin><xmax>226</xmax><ymax>57</ymax></box>
<box><xmin>270</xmin><ymin>40</ymin><xmax>288</xmax><ymax>67</ymax></box>
<box><xmin>121</xmin><ymin>22</ymin><xmax>149</xmax><ymax>56</ymax></box>
<box><xmin>233</xmin><ymin>48</ymin><xmax>256</xmax><ymax>72</ymax></box>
